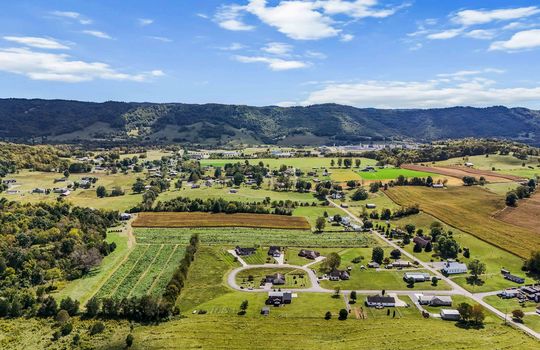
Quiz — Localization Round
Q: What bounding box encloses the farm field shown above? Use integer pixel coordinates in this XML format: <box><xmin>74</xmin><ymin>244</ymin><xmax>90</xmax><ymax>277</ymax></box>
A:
<box><xmin>134</xmin><ymin>227</ymin><xmax>375</xmax><ymax>248</ymax></box>
<box><xmin>400</xmin><ymin>164</ymin><xmax>515</xmax><ymax>183</ymax></box>
<box><xmin>385</xmin><ymin>186</ymin><xmax>540</xmax><ymax>259</ymax></box>
<box><xmin>329</xmin><ymin>168</ymin><xmax>363</xmax><ymax>182</ymax></box>
<box><xmin>200</xmin><ymin>157</ymin><xmax>377</xmax><ymax>172</ymax></box>
<box><xmin>357</xmin><ymin>167</ymin><xmax>434</xmax><ymax>180</ymax></box>
<box><xmin>496</xmin><ymin>192</ymin><xmax>540</xmax><ymax>235</ymax></box>
<box><xmin>133</xmin><ymin>212</ymin><xmax>312</xmax><ymax>230</ymax></box>
<box><xmin>236</xmin><ymin>267</ymin><xmax>311</xmax><ymax>289</ymax></box>
<box><xmin>292</xmin><ymin>206</ymin><xmax>345</xmax><ymax>232</ymax></box>
<box><xmin>433</xmin><ymin>154</ymin><xmax>540</xmax><ymax>178</ymax></box>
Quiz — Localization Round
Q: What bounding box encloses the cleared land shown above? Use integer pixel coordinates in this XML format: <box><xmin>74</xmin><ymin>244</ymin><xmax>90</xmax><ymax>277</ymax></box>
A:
<box><xmin>357</xmin><ymin>168</ymin><xmax>434</xmax><ymax>180</ymax></box>
<box><xmin>401</xmin><ymin>164</ymin><xmax>516</xmax><ymax>183</ymax></box>
<box><xmin>496</xmin><ymin>192</ymin><xmax>540</xmax><ymax>234</ymax></box>
<box><xmin>133</xmin><ymin>212</ymin><xmax>311</xmax><ymax>230</ymax></box>
<box><xmin>386</xmin><ymin>186</ymin><xmax>540</xmax><ymax>258</ymax></box>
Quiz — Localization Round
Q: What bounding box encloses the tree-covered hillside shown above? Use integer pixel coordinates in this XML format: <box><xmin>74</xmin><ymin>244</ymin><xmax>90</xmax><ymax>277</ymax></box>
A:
<box><xmin>1</xmin><ymin>99</ymin><xmax>540</xmax><ymax>145</ymax></box>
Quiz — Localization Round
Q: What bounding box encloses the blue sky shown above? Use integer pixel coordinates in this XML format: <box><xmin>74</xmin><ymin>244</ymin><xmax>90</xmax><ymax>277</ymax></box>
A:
<box><xmin>1</xmin><ymin>0</ymin><xmax>540</xmax><ymax>108</ymax></box>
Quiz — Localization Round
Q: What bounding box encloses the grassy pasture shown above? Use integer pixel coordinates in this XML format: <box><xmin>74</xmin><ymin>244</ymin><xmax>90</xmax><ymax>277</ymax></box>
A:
<box><xmin>496</xmin><ymin>192</ymin><xmax>540</xmax><ymax>235</ymax></box>
<box><xmin>134</xmin><ymin>227</ymin><xmax>375</xmax><ymax>248</ymax></box>
<box><xmin>133</xmin><ymin>212</ymin><xmax>311</xmax><ymax>230</ymax></box>
<box><xmin>292</xmin><ymin>205</ymin><xmax>345</xmax><ymax>232</ymax></box>
<box><xmin>357</xmin><ymin>168</ymin><xmax>434</xmax><ymax>180</ymax></box>
<box><xmin>434</xmin><ymin>154</ymin><xmax>540</xmax><ymax>179</ymax></box>
<box><xmin>385</xmin><ymin>186</ymin><xmax>540</xmax><ymax>259</ymax></box>
<box><xmin>200</xmin><ymin>157</ymin><xmax>377</xmax><ymax>172</ymax></box>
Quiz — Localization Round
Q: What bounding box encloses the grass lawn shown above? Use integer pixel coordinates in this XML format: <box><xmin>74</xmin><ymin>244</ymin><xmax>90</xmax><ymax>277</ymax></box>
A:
<box><xmin>523</xmin><ymin>314</ymin><xmax>540</xmax><ymax>333</ymax></box>
<box><xmin>242</xmin><ymin>248</ymin><xmax>274</xmax><ymax>265</ymax></box>
<box><xmin>357</xmin><ymin>168</ymin><xmax>434</xmax><ymax>180</ymax></box>
<box><xmin>52</xmin><ymin>226</ymin><xmax>131</xmax><ymax>304</ymax></box>
<box><xmin>329</xmin><ymin>168</ymin><xmax>363</xmax><ymax>182</ymax></box>
<box><xmin>483</xmin><ymin>295</ymin><xmax>539</xmax><ymax>314</ymax></box>
<box><xmin>385</xmin><ymin>186</ymin><xmax>539</xmax><ymax>259</ymax></box>
<box><xmin>340</xmin><ymin>189</ymin><xmax>402</xmax><ymax>214</ymax></box>
<box><xmin>292</xmin><ymin>205</ymin><xmax>345</xmax><ymax>232</ymax></box>
<box><xmin>284</xmin><ymin>247</ymin><xmax>344</xmax><ymax>266</ymax></box>
<box><xmin>236</xmin><ymin>267</ymin><xmax>311</xmax><ymax>289</ymax></box>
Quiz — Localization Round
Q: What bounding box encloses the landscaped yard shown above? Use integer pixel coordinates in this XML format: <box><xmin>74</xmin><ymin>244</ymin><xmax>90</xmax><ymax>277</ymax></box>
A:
<box><xmin>236</xmin><ymin>267</ymin><xmax>311</xmax><ymax>289</ymax></box>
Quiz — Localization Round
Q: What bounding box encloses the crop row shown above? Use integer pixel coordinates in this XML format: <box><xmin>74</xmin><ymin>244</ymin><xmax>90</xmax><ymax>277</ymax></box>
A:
<box><xmin>94</xmin><ymin>244</ymin><xmax>149</xmax><ymax>299</ymax></box>
<box><xmin>134</xmin><ymin>228</ymin><xmax>375</xmax><ymax>248</ymax></box>
<box><xmin>130</xmin><ymin>244</ymin><xmax>177</xmax><ymax>298</ymax></box>
<box><xmin>148</xmin><ymin>246</ymin><xmax>186</xmax><ymax>297</ymax></box>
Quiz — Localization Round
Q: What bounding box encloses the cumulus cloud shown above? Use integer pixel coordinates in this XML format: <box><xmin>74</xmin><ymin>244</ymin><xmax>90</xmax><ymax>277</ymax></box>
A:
<box><xmin>82</xmin><ymin>30</ymin><xmax>113</xmax><ymax>39</ymax></box>
<box><xmin>234</xmin><ymin>55</ymin><xmax>309</xmax><ymax>70</ymax></box>
<box><xmin>50</xmin><ymin>11</ymin><xmax>92</xmax><ymax>25</ymax></box>
<box><xmin>300</xmin><ymin>73</ymin><xmax>540</xmax><ymax>108</ymax></box>
<box><xmin>340</xmin><ymin>33</ymin><xmax>355</xmax><ymax>42</ymax></box>
<box><xmin>3</xmin><ymin>36</ymin><xmax>70</xmax><ymax>50</ymax></box>
<box><xmin>464</xmin><ymin>29</ymin><xmax>497</xmax><ymax>40</ymax></box>
<box><xmin>261</xmin><ymin>42</ymin><xmax>292</xmax><ymax>55</ymax></box>
<box><xmin>215</xmin><ymin>1</ymin><xmax>403</xmax><ymax>40</ymax></box>
<box><xmin>426</xmin><ymin>29</ymin><xmax>463</xmax><ymax>40</ymax></box>
<box><xmin>490</xmin><ymin>29</ymin><xmax>540</xmax><ymax>51</ymax></box>
<box><xmin>0</xmin><ymin>47</ymin><xmax>163</xmax><ymax>82</ymax></box>
<box><xmin>451</xmin><ymin>6</ymin><xmax>540</xmax><ymax>26</ymax></box>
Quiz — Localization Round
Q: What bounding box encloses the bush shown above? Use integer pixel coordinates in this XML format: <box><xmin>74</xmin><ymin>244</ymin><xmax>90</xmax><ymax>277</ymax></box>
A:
<box><xmin>61</xmin><ymin>322</ymin><xmax>73</xmax><ymax>336</ymax></box>
<box><xmin>338</xmin><ymin>309</ymin><xmax>348</xmax><ymax>320</ymax></box>
<box><xmin>90</xmin><ymin>322</ymin><xmax>105</xmax><ymax>335</ymax></box>
<box><xmin>126</xmin><ymin>333</ymin><xmax>134</xmax><ymax>347</ymax></box>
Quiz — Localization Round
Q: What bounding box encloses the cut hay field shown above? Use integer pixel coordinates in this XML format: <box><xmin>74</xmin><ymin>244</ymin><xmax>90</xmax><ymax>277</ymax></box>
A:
<box><xmin>496</xmin><ymin>192</ymin><xmax>540</xmax><ymax>235</ymax></box>
<box><xmin>433</xmin><ymin>154</ymin><xmax>540</xmax><ymax>179</ymax></box>
<box><xmin>401</xmin><ymin>164</ymin><xmax>516</xmax><ymax>183</ymax></box>
<box><xmin>385</xmin><ymin>186</ymin><xmax>540</xmax><ymax>258</ymax></box>
<box><xmin>134</xmin><ymin>227</ymin><xmax>375</xmax><ymax>248</ymax></box>
<box><xmin>133</xmin><ymin>212</ymin><xmax>311</xmax><ymax>230</ymax></box>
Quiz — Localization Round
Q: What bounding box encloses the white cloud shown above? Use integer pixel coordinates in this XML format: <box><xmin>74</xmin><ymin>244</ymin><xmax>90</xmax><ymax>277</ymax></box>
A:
<box><xmin>234</xmin><ymin>55</ymin><xmax>309</xmax><ymax>70</ymax></box>
<box><xmin>197</xmin><ymin>13</ymin><xmax>209</xmax><ymax>19</ymax></box>
<box><xmin>490</xmin><ymin>29</ymin><xmax>540</xmax><ymax>51</ymax></box>
<box><xmin>214</xmin><ymin>4</ymin><xmax>255</xmax><ymax>31</ymax></box>
<box><xmin>436</xmin><ymin>68</ymin><xmax>504</xmax><ymax>78</ymax></box>
<box><xmin>452</xmin><ymin>6</ymin><xmax>540</xmax><ymax>26</ymax></box>
<box><xmin>146</xmin><ymin>36</ymin><xmax>173</xmax><ymax>43</ymax></box>
<box><xmin>3</xmin><ymin>36</ymin><xmax>70</xmax><ymax>50</ymax></box>
<box><xmin>215</xmin><ymin>1</ymin><xmax>402</xmax><ymax>40</ymax></box>
<box><xmin>220</xmin><ymin>42</ymin><xmax>246</xmax><ymax>50</ymax></box>
<box><xmin>50</xmin><ymin>11</ymin><xmax>92</xmax><ymax>25</ymax></box>
<box><xmin>305</xmin><ymin>50</ymin><xmax>327</xmax><ymax>59</ymax></box>
<box><xmin>301</xmin><ymin>75</ymin><xmax>540</xmax><ymax>108</ymax></box>
<box><xmin>340</xmin><ymin>33</ymin><xmax>354</xmax><ymax>42</ymax></box>
<box><xmin>426</xmin><ymin>28</ymin><xmax>463</xmax><ymax>40</ymax></box>
<box><xmin>0</xmin><ymin>47</ymin><xmax>162</xmax><ymax>83</ymax></box>
<box><xmin>82</xmin><ymin>30</ymin><xmax>113</xmax><ymax>40</ymax></box>
<box><xmin>464</xmin><ymin>29</ymin><xmax>497</xmax><ymax>40</ymax></box>
<box><xmin>138</xmin><ymin>18</ymin><xmax>154</xmax><ymax>26</ymax></box>
<box><xmin>261</xmin><ymin>42</ymin><xmax>292</xmax><ymax>55</ymax></box>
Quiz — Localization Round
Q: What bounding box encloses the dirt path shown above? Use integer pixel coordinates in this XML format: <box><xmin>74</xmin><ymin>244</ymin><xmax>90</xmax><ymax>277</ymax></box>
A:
<box><xmin>126</xmin><ymin>216</ymin><xmax>136</xmax><ymax>249</ymax></box>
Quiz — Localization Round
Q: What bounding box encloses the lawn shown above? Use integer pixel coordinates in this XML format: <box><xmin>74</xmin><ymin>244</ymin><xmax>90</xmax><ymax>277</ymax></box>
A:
<box><xmin>385</xmin><ymin>186</ymin><xmax>539</xmax><ymax>258</ymax></box>
<box><xmin>292</xmin><ymin>205</ymin><xmax>345</xmax><ymax>232</ymax></box>
<box><xmin>483</xmin><ymin>295</ymin><xmax>539</xmax><ymax>314</ymax></box>
<box><xmin>236</xmin><ymin>267</ymin><xmax>311</xmax><ymax>289</ymax></box>
<box><xmin>241</xmin><ymin>248</ymin><xmax>272</xmax><ymax>265</ymax></box>
<box><xmin>357</xmin><ymin>168</ymin><xmax>434</xmax><ymax>180</ymax></box>
<box><xmin>284</xmin><ymin>247</ymin><xmax>344</xmax><ymax>266</ymax></box>
<box><xmin>134</xmin><ymin>227</ymin><xmax>376</xmax><ymax>248</ymax></box>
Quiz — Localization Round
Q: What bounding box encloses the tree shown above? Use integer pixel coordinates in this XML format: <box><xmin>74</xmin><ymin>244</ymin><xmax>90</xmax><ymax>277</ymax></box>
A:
<box><xmin>38</xmin><ymin>296</ymin><xmax>58</xmax><ymax>317</ymax></box>
<box><xmin>355</xmin><ymin>159</ymin><xmax>361</xmax><ymax>168</ymax></box>
<box><xmin>315</xmin><ymin>217</ymin><xmax>326</xmax><ymax>232</ymax></box>
<box><xmin>390</xmin><ymin>249</ymin><xmax>401</xmax><ymax>259</ymax></box>
<box><xmin>351</xmin><ymin>188</ymin><xmax>368</xmax><ymax>201</ymax></box>
<box><xmin>85</xmin><ymin>297</ymin><xmax>100</xmax><ymax>318</ymax></box>
<box><xmin>96</xmin><ymin>186</ymin><xmax>108</xmax><ymax>198</ymax></box>
<box><xmin>338</xmin><ymin>308</ymin><xmax>348</xmax><ymax>320</ymax></box>
<box><xmin>325</xmin><ymin>311</ymin><xmax>332</xmax><ymax>320</ymax></box>
<box><xmin>467</xmin><ymin>259</ymin><xmax>486</xmax><ymax>282</ymax></box>
<box><xmin>470</xmin><ymin>304</ymin><xmax>485</xmax><ymax>325</ymax></box>
<box><xmin>337</xmin><ymin>158</ymin><xmax>343</xmax><ymax>167</ymax></box>
<box><xmin>512</xmin><ymin>309</ymin><xmax>525</xmax><ymax>322</ymax></box>
<box><xmin>90</xmin><ymin>322</ymin><xmax>105</xmax><ymax>335</ymax></box>
<box><xmin>343</xmin><ymin>158</ymin><xmax>352</xmax><ymax>168</ymax></box>
<box><xmin>240</xmin><ymin>300</ymin><xmax>249</xmax><ymax>311</ymax></box>
<box><xmin>436</xmin><ymin>235</ymin><xmax>460</xmax><ymax>259</ymax></box>
<box><xmin>233</xmin><ymin>172</ymin><xmax>245</xmax><ymax>186</ymax></box>
<box><xmin>346</xmin><ymin>180</ymin><xmax>357</xmax><ymax>188</ymax></box>
<box><xmin>457</xmin><ymin>302</ymin><xmax>472</xmax><ymax>321</ymax></box>
<box><xmin>330</xmin><ymin>159</ymin><xmax>335</xmax><ymax>167</ymax></box>
<box><xmin>506</xmin><ymin>191</ymin><xmax>518</xmax><ymax>207</ymax></box>
<box><xmin>371</xmin><ymin>247</ymin><xmax>384</xmax><ymax>264</ymax></box>
<box><xmin>126</xmin><ymin>333</ymin><xmax>134</xmax><ymax>347</ymax></box>
<box><xmin>350</xmin><ymin>291</ymin><xmax>357</xmax><ymax>302</ymax></box>
<box><xmin>60</xmin><ymin>297</ymin><xmax>79</xmax><ymax>316</ymax></box>
<box><xmin>431</xmin><ymin>276</ymin><xmax>438</xmax><ymax>286</ymax></box>
<box><xmin>524</xmin><ymin>250</ymin><xmax>540</xmax><ymax>274</ymax></box>
<box><xmin>132</xmin><ymin>178</ymin><xmax>145</xmax><ymax>193</ymax></box>
<box><xmin>56</xmin><ymin>309</ymin><xmax>70</xmax><ymax>325</ymax></box>
<box><xmin>323</xmin><ymin>252</ymin><xmax>341</xmax><ymax>272</ymax></box>
<box><xmin>462</xmin><ymin>176</ymin><xmax>477</xmax><ymax>186</ymax></box>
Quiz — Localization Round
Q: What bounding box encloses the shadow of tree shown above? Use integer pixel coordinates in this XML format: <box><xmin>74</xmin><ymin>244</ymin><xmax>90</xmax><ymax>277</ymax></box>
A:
<box><xmin>466</xmin><ymin>276</ymin><xmax>485</xmax><ymax>286</ymax></box>
<box><xmin>454</xmin><ymin>321</ymin><xmax>485</xmax><ymax>330</ymax></box>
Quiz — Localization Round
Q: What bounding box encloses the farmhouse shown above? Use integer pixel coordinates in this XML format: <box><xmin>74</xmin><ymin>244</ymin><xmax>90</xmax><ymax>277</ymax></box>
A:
<box><xmin>268</xmin><ymin>246</ymin><xmax>281</xmax><ymax>257</ymax></box>
<box><xmin>265</xmin><ymin>273</ymin><xmax>286</xmax><ymax>285</ymax></box>
<box><xmin>365</xmin><ymin>295</ymin><xmax>396</xmax><ymax>307</ymax></box>
<box><xmin>418</xmin><ymin>295</ymin><xmax>452</xmax><ymax>306</ymax></box>
<box><xmin>440</xmin><ymin>309</ymin><xmax>461</xmax><ymax>321</ymax></box>
<box><xmin>403</xmin><ymin>272</ymin><xmax>431</xmax><ymax>282</ymax></box>
<box><xmin>390</xmin><ymin>260</ymin><xmax>411</xmax><ymax>268</ymax></box>
<box><xmin>266</xmin><ymin>291</ymin><xmax>292</xmax><ymax>305</ymax></box>
<box><xmin>441</xmin><ymin>261</ymin><xmax>467</xmax><ymax>275</ymax></box>
<box><xmin>329</xmin><ymin>269</ymin><xmax>350</xmax><ymax>281</ymax></box>
<box><xmin>413</xmin><ymin>236</ymin><xmax>431</xmax><ymax>248</ymax></box>
<box><xmin>298</xmin><ymin>249</ymin><xmax>320</xmax><ymax>260</ymax></box>
<box><xmin>235</xmin><ymin>246</ymin><xmax>256</xmax><ymax>256</ymax></box>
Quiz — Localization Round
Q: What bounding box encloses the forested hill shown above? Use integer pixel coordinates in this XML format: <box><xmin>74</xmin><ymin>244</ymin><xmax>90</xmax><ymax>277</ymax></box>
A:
<box><xmin>1</xmin><ymin>98</ymin><xmax>540</xmax><ymax>146</ymax></box>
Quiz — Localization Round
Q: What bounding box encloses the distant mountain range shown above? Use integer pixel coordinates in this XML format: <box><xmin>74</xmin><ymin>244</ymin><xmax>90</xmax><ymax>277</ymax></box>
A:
<box><xmin>1</xmin><ymin>98</ymin><xmax>539</xmax><ymax>146</ymax></box>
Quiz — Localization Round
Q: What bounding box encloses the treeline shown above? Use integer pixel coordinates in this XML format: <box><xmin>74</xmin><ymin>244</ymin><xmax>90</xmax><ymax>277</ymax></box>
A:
<box><xmin>0</xmin><ymin>142</ymin><xmax>70</xmax><ymax>177</ymax></box>
<box><xmin>362</xmin><ymin>139</ymin><xmax>539</xmax><ymax>166</ymax></box>
<box><xmin>506</xmin><ymin>179</ymin><xmax>537</xmax><ymax>207</ymax></box>
<box><xmin>366</xmin><ymin>205</ymin><xmax>420</xmax><ymax>221</ymax></box>
<box><xmin>162</xmin><ymin>234</ymin><xmax>199</xmax><ymax>304</ymax></box>
<box><xmin>131</xmin><ymin>196</ymin><xmax>301</xmax><ymax>216</ymax></box>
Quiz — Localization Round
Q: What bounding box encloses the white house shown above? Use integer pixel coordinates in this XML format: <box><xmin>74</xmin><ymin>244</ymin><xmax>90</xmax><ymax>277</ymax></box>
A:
<box><xmin>366</xmin><ymin>295</ymin><xmax>396</xmax><ymax>307</ymax></box>
<box><xmin>418</xmin><ymin>295</ymin><xmax>452</xmax><ymax>306</ymax></box>
<box><xmin>441</xmin><ymin>261</ymin><xmax>468</xmax><ymax>275</ymax></box>
<box><xmin>403</xmin><ymin>272</ymin><xmax>431</xmax><ymax>282</ymax></box>
<box><xmin>440</xmin><ymin>309</ymin><xmax>461</xmax><ymax>321</ymax></box>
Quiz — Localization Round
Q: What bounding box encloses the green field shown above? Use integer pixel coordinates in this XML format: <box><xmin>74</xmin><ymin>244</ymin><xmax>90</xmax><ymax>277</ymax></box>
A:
<box><xmin>433</xmin><ymin>154</ymin><xmax>540</xmax><ymax>179</ymax></box>
<box><xmin>357</xmin><ymin>168</ymin><xmax>434</xmax><ymax>180</ymax></box>
<box><xmin>134</xmin><ymin>227</ymin><xmax>375</xmax><ymax>248</ymax></box>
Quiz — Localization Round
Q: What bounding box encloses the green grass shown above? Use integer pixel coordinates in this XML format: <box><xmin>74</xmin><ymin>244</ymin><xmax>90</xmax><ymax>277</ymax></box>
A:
<box><xmin>433</xmin><ymin>154</ymin><xmax>540</xmax><ymax>179</ymax></box>
<box><xmin>523</xmin><ymin>314</ymin><xmax>540</xmax><ymax>333</ymax></box>
<box><xmin>134</xmin><ymin>227</ymin><xmax>376</xmax><ymax>248</ymax></box>
<box><xmin>53</xmin><ymin>228</ymin><xmax>131</xmax><ymax>304</ymax></box>
<box><xmin>236</xmin><ymin>267</ymin><xmax>310</xmax><ymax>289</ymax></box>
<box><xmin>357</xmin><ymin>168</ymin><xmax>434</xmax><ymax>180</ymax></box>
<box><xmin>483</xmin><ymin>295</ymin><xmax>539</xmax><ymax>314</ymax></box>
<box><xmin>292</xmin><ymin>205</ymin><xmax>345</xmax><ymax>232</ymax></box>
<box><xmin>242</xmin><ymin>248</ymin><xmax>272</xmax><ymax>265</ymax></box>
<box><xmin>284</xmin><ymin>247</ymin><xmax>344</xmax><ymax>266</ymax></box>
